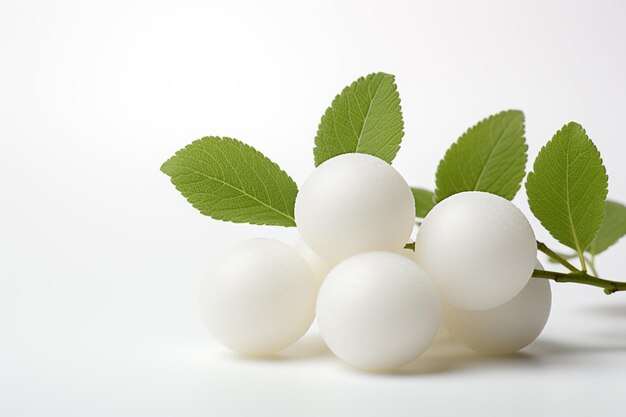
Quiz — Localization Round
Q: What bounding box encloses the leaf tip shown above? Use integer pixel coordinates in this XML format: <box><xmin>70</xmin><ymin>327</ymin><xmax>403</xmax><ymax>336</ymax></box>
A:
<box><xmin>160</xmin><ymin>157</ymin><xmax>173</xmax><ymax>176</ymax></box>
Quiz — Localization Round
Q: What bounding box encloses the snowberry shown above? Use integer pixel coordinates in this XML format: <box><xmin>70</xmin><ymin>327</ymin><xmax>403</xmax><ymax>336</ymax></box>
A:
<box><xmin>414</xmin><ymin>191</ymin><xmax>536</xmax><ymax>310</ymax></box>
<box><xmin>317</xmin><ymin>252</ymin><xmax>440</xmax><ymax>371</ymax></box>
<box><xmin>443</xmin><ymin>260</ymin><xmax>551</xmax><ymax>354</ymax></box>
<box><xmin>295</xmin><ymin>153</ymin><xmax>415</xmax><ymax>262</ymax></box>
<box><xmin>201</xmin><ymin>238</ymin><xmax>317</xmax><ymax>355</ymax></box>
<box><xmin>293</xmin><ymin>238</ymin><xmax>335</xmax><ymax>289</ymax></box>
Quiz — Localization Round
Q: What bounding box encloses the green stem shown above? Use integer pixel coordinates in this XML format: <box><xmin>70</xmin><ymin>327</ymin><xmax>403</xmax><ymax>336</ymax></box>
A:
<box><xmin>587</xmin><ymin>254</ymin><xmax>598</xmax><ymax>276</ymax></box>
<box><xmin>578</xmin><ymin>251</ymin><xmax>587</xmax><ymax>272</ymax></box>
<box><xmin>532</xmin><ymin>269</ymin><xmax>626</xmax><ymax>295</ymax></box>
<box><xmin>533</xmin><ymin>242</ymin><xmax>625</xmax><ymax>294</ymax></box>
<box><xmin>536</xmin><ymin>241</ymin><xmax>578</xmax><ymax>272</ymax></box>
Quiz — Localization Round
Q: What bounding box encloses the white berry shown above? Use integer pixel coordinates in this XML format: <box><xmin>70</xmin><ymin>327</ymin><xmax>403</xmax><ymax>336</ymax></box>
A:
<box><xmin>293</xmin><ymin>238</ymin><xmax>335</xmax><ymax>289</ymax></box>
<box><xmin>414</xmin><ymin>191</ymin><xmax>536</xmax><ymax>310</ymax></box>
<box><xmin>201</xmin><ymin>238</ymin><xmax>317</xmax><ymax>355</ymax></box>
<box><xmin>295</xmin><ymin>153</ymin><xmax>415</xmax><ymax>262</ymax></box>
<box><xmin>317</xmin><ymin>252</ymin><xmax>440</xmax><ymax>371</ymax></box>
<box><xmin>443</xmin><ymin>260</ymin><xmax>551</xmax><ymax>354</ymax></box>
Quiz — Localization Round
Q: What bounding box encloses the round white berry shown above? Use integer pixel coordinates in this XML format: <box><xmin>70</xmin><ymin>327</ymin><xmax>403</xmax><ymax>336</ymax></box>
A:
<box><xmin>201</xmin><ymin>238</ymin><xmax>317</xmax><ymax>355</ymax></box>
<box><xmin>317</xmin><ymin>252</ymin><xmax>440</xmax><ymax>371</ymax></box>
<box><xmin>295</xmin><ymin>153</ymin><xmax>415</xmax><ymax>262</ymax></box>
<box><xmin>414</xmin><ymin>191</ymin><xmax>536</xmax><ymax>310</ymax></box>
<box><xmin>293</xmin><ymin>238</ymin><xmax>335</xmax><ymax>289</ymax></box>
<box><xmin>397</xmin><ymin>245</ymin><xmax>419</xmax><ymax>262</ymax></box>
<box><xmin>443</xmin><ymin>261</ymin><xmax>551</xmax><ymax>354</ymax></box>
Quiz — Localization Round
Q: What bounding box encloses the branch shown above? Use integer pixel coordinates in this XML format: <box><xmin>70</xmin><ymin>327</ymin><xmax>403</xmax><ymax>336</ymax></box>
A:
<box><xmin>536</xmin><ymin>241</ymin><xmax>578</xmax><ymax>272</ymax></box>
<box><xmin>532</xmin><ymin>269</ymin><xmax>626</xmax><ymax>295</ymax></box>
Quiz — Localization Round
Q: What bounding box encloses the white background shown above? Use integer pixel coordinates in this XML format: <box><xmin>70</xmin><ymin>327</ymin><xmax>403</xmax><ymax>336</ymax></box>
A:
<box><xmin>2</xmin><ymin>0</ymin><xmax>626</xmax><ymax>416</ymax></box>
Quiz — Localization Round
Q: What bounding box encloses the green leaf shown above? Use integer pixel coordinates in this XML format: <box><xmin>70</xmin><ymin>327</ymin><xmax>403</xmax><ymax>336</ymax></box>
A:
<box><xmin>411</xmin><ymin>187</ymin><xmax>436</xmax><ymax>218</ymax></box>
<box><xmin>434</xmin><ymin>110</ymin><xmax>527</xmax><ymax>202</ymax></box>
<box><xmin>313</xmin><ymin>72</ymin><xmax>404</xmax><ymax>166</ymax></box>
<box><xmin>526</xmin><ymin>122</ymin><xmax>608</xmax><ymax>257</ymax></box>
<box><xmin>161</xmin><ymin>136</ymin><xmax>298</xmax><ymax>227</ymax></box>
<box><xmin>588</xmin><ymin>200</ymin><xmax>626</xmax><ymax>255</ymax></box>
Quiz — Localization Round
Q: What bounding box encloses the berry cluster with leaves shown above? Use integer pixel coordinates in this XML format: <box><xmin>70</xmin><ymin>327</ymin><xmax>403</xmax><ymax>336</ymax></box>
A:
<box><xmin>162</xmin><ymin>72</ymin><xmax>626</xmax><ymax>292</ymax></box>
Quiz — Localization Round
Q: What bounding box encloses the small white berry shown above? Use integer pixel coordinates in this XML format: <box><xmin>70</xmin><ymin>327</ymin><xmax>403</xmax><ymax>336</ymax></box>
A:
<box><xmin>295</xmin><ymin>153</ymin><xmax>415</xmax><ymax>262</ymax></box>
<box><xmin>293</xmin><ymin>238</ymin><xmax>335</xmax><ymax>289</ymax></box>
<box><xmin>201</xmin><ymin>238</ymin><xmax>317</xmax><ymax>355</ymax></box>
<box><xmin>443</xmin><ymin>261</ymin><xmax>551</xmax><ymax>354</ymax></box>
<box><xmin>317</xmin><ymin>251</ymin><xmax>440</xmax><ymax>371</ymax></box>
<box><xmin>414</xmin><ymin>191</ymin><xmax>536</xmax><ymax>310</ymax></box>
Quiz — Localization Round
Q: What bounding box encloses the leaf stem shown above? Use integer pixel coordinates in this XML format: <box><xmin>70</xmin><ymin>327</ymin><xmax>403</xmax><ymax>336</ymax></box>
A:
<box><xmin>585</xmin><ymin>254</ymin><xmax>599</xmax><ymax>276</ymax></box>
<box><xmin>533</xmin><ymin>242</ymin><xmax>624</xmax><ymax>294</ymax></box>
<box><xmin>532</xmin><ymin>269</ymin><xmax>626</xmax><ymax>295</ymax></box>
<box><xmin>536</xmin><ymin>241</ymin><xmax>578</xmax><ymax>273</ymax></box>
<box><xmin>578</xmin><ymin>251</ymin><xmax>587</xmax><ymax>273</ymax></box>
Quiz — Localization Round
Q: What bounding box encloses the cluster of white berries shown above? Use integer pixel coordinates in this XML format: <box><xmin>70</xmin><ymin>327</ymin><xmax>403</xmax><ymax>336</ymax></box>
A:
<box><xmin>201</xmin><ymin>154</ymin><xmax>551</xmax><ymax>371</ymax></box>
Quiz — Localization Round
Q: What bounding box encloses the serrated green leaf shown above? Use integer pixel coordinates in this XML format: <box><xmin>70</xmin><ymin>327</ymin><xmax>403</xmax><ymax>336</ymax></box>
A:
<box><xmin>411</xmin><ymin>187</ymin><xmax>436</xmax><ymax>218</ymax></box>
<box><xmin>588</xmin><ymin>200</ymin><xmax>626</xmax><ymax>255</ymax></box>
<box><xmin>526</xmin><ymin>122</ymin><xmax>608</xmax><ymax>257</ymax></box>
<box><xmin>161</xmin><ymin>136</ymin><xmax>298</xmax><ymax>227</ymax></box>
<box><xmin>313</xmin><ymin>72</ymin><xmax>404</xmax><ymax>166</ymax></box>
<box><xmin>434</xmin><ymin>110</ymin><xmax>527</xmax><ymax>202</ymax></box>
